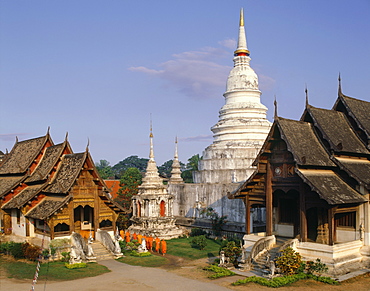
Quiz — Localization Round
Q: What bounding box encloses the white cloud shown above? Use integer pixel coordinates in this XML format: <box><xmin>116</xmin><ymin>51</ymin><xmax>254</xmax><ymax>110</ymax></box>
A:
<box><xmin>219</xmin><ymin>38</ymin><xmax>237</xmax><ymax>50</ymax></box>
<box><xmin>128</xmin><ymin>45</ymin><xmax>231</xmax><ymax>99</ymax></box>
<box><xmin>128</xmin><ymin>39</ymin><xmax>276</xmax><ymax>100</ymax></box>
<box><xmin>180</xmin><ymin>135</ymin><xmax>213</xmax><ymax>142</ymax></box>
<box><xmin>128</xmin><ymin>66</ymin><xmax>163</xmax><ymax>75</ymax></box>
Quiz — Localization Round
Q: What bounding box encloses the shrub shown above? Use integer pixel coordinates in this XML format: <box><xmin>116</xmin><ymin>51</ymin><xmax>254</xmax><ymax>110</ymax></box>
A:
<box><xmin>125</xmin><ymin>241</ymin><xmax>137</xmax><ymax>251</ymax></box>
<box><xmin>305</xmin><ymin>259</ymin><xmax>328</xmax><ymax>276</ymax></box>
<box><xmin>64</xmin><ymin>262</ymin><xmax>87</xmax><ymax>269</ymax></box>
<box><xmin>0</xmin><ymin>242</ymin><xmax>12</xmax><ymax>254</ymax></box>
<box><xmin>130</xmin><ymin>251</ymin><xmax>152</xmax><ymax>257</ymax></box>
<box><xmin>190</xmin><ymin>235</ymin><xmax>207</xmax><ymax>250</ymax></box>
<box><xmin>221</xmin><ymin>241</ymin><xmax>241</xmax><ymax>267</ymax></box>
<box><xmin>204</xmin><ymin>265</ymin><xmax>235</xmax><ymax>279</ymax></box>
<box><xmin>275</xmin><ymin>247</ymin><xmax>302</xmax><ymax>276</ymax></box>
<box><xmin>119</xmin><ymin>241</ymin><xmax>126</xmax><ymax>253</ymax></box>
<box><xmin>61</xmin><ymin>252</ymin><xmax>70</xmax><ymax>262</ymax></box>
<box><xmin>23</xmin><ymin>243</ymin><xmax>41</xmax><ymax>261</ymax></box>
<box><xmin>9</xmin><ymin>242</ymin><xmax>25</xmax><ymax>258</ymax></box>
<box><xmin>50</xmin><ymin>246</ymin><xmax>57</xmax><ymax>257</ymax></box>
<box><xmin>190</xmin><ymin>228</ymin><xmax>207</xmax><ymax>237</ymax></box>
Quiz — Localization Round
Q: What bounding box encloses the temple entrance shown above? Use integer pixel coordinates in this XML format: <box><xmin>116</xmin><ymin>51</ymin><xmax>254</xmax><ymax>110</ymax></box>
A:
<box><xmin>137</xmin><ymin>201</ymin><xmax>141</xmax><ymax>217</ymax></box>
<box><xmin>274</xmin><ymin>189</ymin><xmax>299</xmax><ymax>237</ymax></box>
<box><xmin>160</xmin><ymin>200</ymin><xmax>166</xmax><ymax>217</ymax></box>
<box><xmin>74</xmin><ymin>205</ymin><xmax>94</xmax><ymax>238</ymax></box>
<box><xmin>306</xmin><ymin>207</ymin><xmax>318</xmax><ymax>242</ymax></box>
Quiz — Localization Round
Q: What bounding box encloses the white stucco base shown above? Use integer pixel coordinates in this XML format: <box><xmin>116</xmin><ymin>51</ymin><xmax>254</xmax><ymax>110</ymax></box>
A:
<box><xmin>296</xmin><ymin>240</ymin><xmax>364</xmax><ymax>276</ymax></box>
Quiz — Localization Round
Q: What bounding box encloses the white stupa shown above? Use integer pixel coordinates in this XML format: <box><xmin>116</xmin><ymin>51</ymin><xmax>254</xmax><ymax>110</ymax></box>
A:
<box><xmin>129</xmin><ymin>127</ymin><xmax>183</xmax><ymax>239</ymax></box>
<box><xmin>193</xmin><ymin>8</ymin><xmax>271</xmax><ymax>184</ymax></box>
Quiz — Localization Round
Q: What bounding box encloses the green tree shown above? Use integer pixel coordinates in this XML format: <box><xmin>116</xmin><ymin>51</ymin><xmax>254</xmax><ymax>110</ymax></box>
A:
<box><xmin>112</xmin><ymin>156</ymin><xmax>148</xmax><ymax>178</ymax></box>
<box><xmin>181</xmin><ymin>154</ymin><xmax>202</xmax><ymax>183</ymax></box>
<box><xmin>158</xmin><ymin>159</ymin><xmax>186</xmax><ymax>178</ymax></box>
<box><xmin>187</xmin><ymin>154</ymin><xmax>201</xmax><ymax>171</ymax></box>
<box><xmin>95</xmin><ymin>160</ymin><xmax>114</xmax><ymax>179</ymax></box>
<box><xmin>114</xmin><ymin>167</ymin><xmax>142</xmax><ymax>210</ymax></box>
<box><xmin>201</xmin><ymin>207</ymin><xmax>228</xmax><ymax>236</ymax></box>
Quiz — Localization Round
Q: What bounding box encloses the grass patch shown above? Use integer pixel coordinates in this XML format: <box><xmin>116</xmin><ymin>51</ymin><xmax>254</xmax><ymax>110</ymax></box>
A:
<box><xmin>232</xmin><ymin>273</ymin><xmax>339</xmax><ymax>287</ymax></box>
<box><xmin>116</xmin><ymin>254</ymin><xmax>168</xmax><ymax>267</ymax></box>
<box><xmin>203</xmin><ymin>264</ymin><xmax>236</xmax><ymax>279</ymax></box>
<box><xmin>0</xmin><ymin>256</ymin><xmax>109</xmax><ymax>281</ymax></box>
<box><xmin>167</xmin><ymin>237</ymin><xmax>221</xmax><ymax>260</ymax></box>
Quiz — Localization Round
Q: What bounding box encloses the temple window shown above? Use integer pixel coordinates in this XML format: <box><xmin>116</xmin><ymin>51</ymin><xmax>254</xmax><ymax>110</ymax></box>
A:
<box><xmin>335</xmin><ymin>212</ymin><xmax>356</xmax><ymax>229</ymax></box>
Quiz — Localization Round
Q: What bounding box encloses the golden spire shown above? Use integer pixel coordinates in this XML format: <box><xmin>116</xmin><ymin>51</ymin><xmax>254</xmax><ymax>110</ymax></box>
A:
<box><xmin>240</xmin><ymin>8</ymin><xmax>244</xmax><ymax>27</ymax></box>
<box><xmin>234</xmin><ymin>8</ymin><xmax>250</xmax><ymax>56</ymax></box>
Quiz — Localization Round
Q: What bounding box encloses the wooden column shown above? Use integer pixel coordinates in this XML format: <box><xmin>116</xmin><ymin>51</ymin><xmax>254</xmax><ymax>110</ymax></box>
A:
<box><xmin>3</xmin><ymin>211</ymin><xmax>12</xmax><ymax>235</ymax></box>
<box><xmin>328</xmin><ymin>207</ymin><xmax>335</xmax><ymax>246</ymax></box>
<box><xmin>299</xmin><ymin>181</ymin><xmax>307</xmax><ymax>242</ymax></box>
<box><xmin>49</xmin><ymin>219</ymin><xmax>55</xmax><ymax>240</ymax></box>
<box><xmin>94</xmin><ymin>191</ymin><xmax>100</xmax><ymax>238</ymax></box>
<box><xmin>266</xmin><ymin>163</ymin><xmax>273</xmax><ymax>236</ymax></box>
<box><xmin>245</xmin><ymin>196</ymin><xmax>251</xmax><ymax>234</ymax></box>
<box><xmin>69</xmin><ymin>201</ymin><xmax>74</xmax><ymax>232</ymax></box>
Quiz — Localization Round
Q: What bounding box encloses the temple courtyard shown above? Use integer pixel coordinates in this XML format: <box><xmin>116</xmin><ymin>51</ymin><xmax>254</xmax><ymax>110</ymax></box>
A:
<box><xmin>1</xmin><ymin>254</ymin><xmax>370</xmax><ymax>291</ymax></box>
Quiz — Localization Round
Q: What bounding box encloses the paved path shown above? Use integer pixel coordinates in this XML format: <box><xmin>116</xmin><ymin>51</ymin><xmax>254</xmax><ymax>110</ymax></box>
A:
<box><xmin>1</xmin><ymin>259</ymin><xmax>231</xmax><ymax>291</ymax></box>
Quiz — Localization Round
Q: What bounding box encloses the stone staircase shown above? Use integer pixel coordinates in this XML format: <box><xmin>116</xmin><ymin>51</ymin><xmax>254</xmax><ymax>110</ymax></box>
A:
<box><xmin>251</xmin><ymin>236</ymin><xmax>290</xmax><ymax>275</ymax></box>
<box><xmin>90</xmin><ymin>241</ymin><xmax>115</xmax><ymax>261</ymax></box>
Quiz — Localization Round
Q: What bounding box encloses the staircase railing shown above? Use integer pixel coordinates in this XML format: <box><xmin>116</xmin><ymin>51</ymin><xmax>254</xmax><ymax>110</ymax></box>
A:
<box><xmin>246</xmin><ymin>235</ymin><xmax>276</xmax><ymax>267</ymax></box>
<box><xmin>277</xmin><ymin>238</ymin><xmax>299</xmax><ymax>253</ymax></box>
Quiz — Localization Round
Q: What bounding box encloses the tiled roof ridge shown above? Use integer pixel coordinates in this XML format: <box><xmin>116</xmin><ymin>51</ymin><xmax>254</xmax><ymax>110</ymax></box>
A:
<box><xmin>0</xmin><ymin>134</ymin><xmax>52</xmax><ymax>175</ymax></box>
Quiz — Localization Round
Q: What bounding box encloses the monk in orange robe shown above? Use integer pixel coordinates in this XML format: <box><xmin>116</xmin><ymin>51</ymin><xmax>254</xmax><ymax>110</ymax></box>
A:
<box><xmin>137</xmin><ymin>234</ymin><xmax>142</xmax><ymax>244</ymax></box>
<box><xmin>133</xmin><ymin>233</ymin><xmax>137</xmax><ymax>241</ymax></box>
<box><xmin>125</xmin><ymin>231</ymin><xmax>130</xmax><ymax>243</ymax></box>
<box><xmin>155</xmin><ymin>237</ymin><xmax>160</xmax><ymax>253</ymax></box>
<box><xmin>160</xmin><ymin>239</ymin><xmax>167</xmax><ymax>256</ymax></box>
<box><xmin>147</xmin><ymin>236</ymin><xmax>153</xmax><ymax>251</ymax></box>
<box><xmin>120</xmin><ymin>230</ymin><xmax>125</xmax><ymax>239</ymax></box>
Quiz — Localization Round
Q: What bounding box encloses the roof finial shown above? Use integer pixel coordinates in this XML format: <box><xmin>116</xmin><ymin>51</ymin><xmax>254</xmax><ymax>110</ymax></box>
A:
<box><xmin>338</xmin><ymin>72</ymin><xmax>342</xmax><ymax>96</ymax></box>
<box><xmin>234</xmin><ymin>8</ymin><xmax>250</xmax><ymax>56</ymax></box>
<box><xmin>47</xmin><ymin>126</ymin><xmax>50</xmax><ymax>136</ymax></box>
<box><xmin>305</xmin><ymin>84</ymin><xmax>309</xmax><ymax>107</ymax></box>
<box><xmin>65</xmin><ymin>132</ymin><xmax>69</xmax><ymax>142</ymax></box>
<box><xmin>274</xmin><ymin>95</ymin><xmax>278</xmax><ymax>120</ymax></box>
<box><xmin>150</xmin><ymin>113</ymin><xmax>153</xmax><ymax>138</ymax></box>
<box><xmin>239</xmin><ymin>8</ymin><xmax>244</xmax><ymax>26</ymax></box>
<box><xmin>15</xmin><ymin>136</ymin><xmax>18</xmax><ymax>143</ymax></box>
<box><xmin>149</xmin><ymin>118</ymin><xmax>154</xmax><ymax>160</ymax></box>
<box><xmin>174</xmin><ymin>136</ymin><xmax>179</xmax><ymax>159</ymax></box>
<box><xmin>86</xmin><ymin>138</ymin><xmax>90</xmax><ymax>152</ymax></box>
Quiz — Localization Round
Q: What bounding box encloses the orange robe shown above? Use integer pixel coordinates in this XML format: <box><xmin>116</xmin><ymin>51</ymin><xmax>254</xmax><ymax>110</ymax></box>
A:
<box><xmin>137</xmin><ymin>234</ymin><xmax>142</xmax><ymax>244</ymax></box>
<box><xmin>125</xmin><ymin>231</ymin><xmax>130</xmax><ymax>243</ymax></box>
<box><xmin>155</xmin><ymin>237</ymin><xmax>160</xmax><ymax>252</ymax></box>
<box><xmin>160</xmin><ymin>240</ymin><xmax>167</xmax><ymax>255</ymax></box>
<box><xmin>147</xmin><ymin>236</ymin><xmax>153</xmax><ymax>251</ymax></box>
<box><xmin>133</xmin><ymin>233</ymin><xmax>138</xmax><ymax>241</ymax></box>
<box><xmin>120</xmin><ymin>230</ymin><xmax>125</xmax><ymax>239</ymax></box>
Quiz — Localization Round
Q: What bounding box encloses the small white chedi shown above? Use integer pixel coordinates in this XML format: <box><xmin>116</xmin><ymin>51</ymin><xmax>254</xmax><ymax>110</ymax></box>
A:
<box><xmin>129</xmin><ymin>127</ymin><xmax>183</xmax><ymax>239</ymax></box>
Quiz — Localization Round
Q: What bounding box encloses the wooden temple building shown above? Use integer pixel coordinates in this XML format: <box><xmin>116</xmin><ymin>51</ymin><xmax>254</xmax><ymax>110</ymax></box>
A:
<box><xmin>229</xmin><ymin>83</ymin><xmax>370</xmax><ymax>273</ymax></box>
<box><xmin>0</xmin><ymin>131</ymin><xmax>124</xmax><ymax>240</ymax></box>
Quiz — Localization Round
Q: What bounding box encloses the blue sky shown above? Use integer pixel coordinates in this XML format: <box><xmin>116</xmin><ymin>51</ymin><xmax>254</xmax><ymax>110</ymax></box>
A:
<box><xmin>1</xmin><ymin>1</ymin><xmax>370</xmax><ymax>166</ymax></box>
